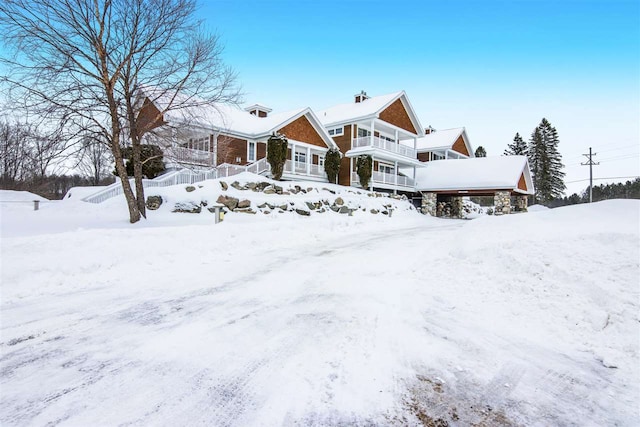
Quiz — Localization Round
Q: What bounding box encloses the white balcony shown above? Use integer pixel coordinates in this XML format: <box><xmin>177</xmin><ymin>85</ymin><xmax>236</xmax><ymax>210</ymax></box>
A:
<box><xmin>352</xmin><ymin>136</ymin><xmax>417</xmax><ymax>159</ymax></box>
<box><xmin>283</xmin><ymin>160</ymin><xmax>326</xmax><ymax>179</ymax></box>
<box><xmin>351</xmin><ymin>171</ymin><xmax>415</xmax><ymax>190</ymax></box>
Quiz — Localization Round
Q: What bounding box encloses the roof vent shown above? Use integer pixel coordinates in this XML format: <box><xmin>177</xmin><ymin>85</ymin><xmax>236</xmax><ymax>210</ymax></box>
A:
<box><xmin>244</xmin><ymin>104</ymin><xmax>272</xmax><ymax>118</ymax></box>
<box><xmin>354</xmin><ymin>90</ymin><xmax>369</xmax><ymax>103</ymax></box>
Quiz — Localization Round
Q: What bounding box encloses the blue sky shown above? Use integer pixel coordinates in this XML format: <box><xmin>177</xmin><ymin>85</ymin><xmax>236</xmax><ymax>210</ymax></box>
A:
<box><xmin>202</xmin><ymin>0</ymin><xmax>639</xmax><ymax>195</ymax></box>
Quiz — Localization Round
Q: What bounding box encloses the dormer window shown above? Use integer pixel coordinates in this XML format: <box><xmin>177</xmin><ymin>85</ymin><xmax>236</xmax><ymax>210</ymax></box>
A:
<box><xmin>244</xmin><ymin>104</ymin><xmax>272</xmax><ymax>118</ymax></box>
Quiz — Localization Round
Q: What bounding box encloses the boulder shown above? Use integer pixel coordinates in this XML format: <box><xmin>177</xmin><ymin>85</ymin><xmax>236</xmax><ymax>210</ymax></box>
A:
<box><xmin>235</xmin><ymin>208</ymin><xmax>256</xmax><ymax>214</ymax></box>
<box><xmin>231</xmin><ymin>181</ymin><xmax>243</xmax><ymax>190</ymax></box>
<box><xmin>274</xmin><ymin>185</ymin><xmax>283</xmax><ymax>194</ymax></box>
<box><xmin>173</xmin><ymin>202</ymin><xmax>201</xmax><ymax>213</ymax></box>
<box><xmin>370</xmin><ymin>209</ymin><xmax>379</xmax><ymax>214</ymax></box>
<box><xmin>220</xmin><ymin>181</ymin><xmax>228</xmax><ymax>191</ymax></box>
<box><xmin>216</xmin><ymin>195</ymin><xmax>239</xmax><ymax>210</ymax></box>
<box><xmin>185</xmin><ymin>186</ymin><xmax>196</xmax><ymax>192</ymax></box>
<box><xmin>307</xmin><ymin>187</ymin><xmax>313</xmax><ymax>193</ymax></box>
<box><xmin>305</xmin><ymin>202</ymin><xmax>316</xmax><ymax>210</ymax></box>
<box><xmin>279</xmin><ymin>204</ymin><xmax>288</xmax><ymax>211</ymax></box>
<box><xmin>330</xmin><ymin>205</ymin><xmax>340</xmax><ymax>212</ymax></box>
<box><xmin>146</xmin><ymin>195</ymin><xmax>163</xmax><ymax>210</ymax></box>
<box><xmin>257</xmin><ymin>182</ymin><xmax>270</xmax><ymax>191</ymax></box>
<box><xmin>295</xmin><ymin>208</ymin><xmax>310</xmax><ymax>216</ymax></box>
<box><xmin>263</xmin><ymin>186</ymin><xmax>276</xmax><ymax>194</ymax></box>
<box><xmin>322</xmin><ymin>187</ymin><xmax>336</xmax><ymax>194</ymax></box>
<box><xmin>237</xmin><ymin>199</ymin><xmax>251</xmax><ymax>209</ymax></box>
<box><xmin>338</xmin><ymin>206</ymin><xmax>350</xmax><ymax>214</ymax></box>
<box><xmin>246</xmin><ymin>182</ymin><xmax>258</xmax><ymax>191</ymax></box>
<box><xmin>334</xmin><ymin>197</ymin><xmax>344</xmax><ymax>206</ymax></box>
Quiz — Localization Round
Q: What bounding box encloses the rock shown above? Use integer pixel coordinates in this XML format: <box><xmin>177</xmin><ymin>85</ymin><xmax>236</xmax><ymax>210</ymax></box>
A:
<box><xmin>322</xmin><ymin>187</ymin><xmax>336</xmax><ymax>194</ymax></box>
<box><xmin>263</xmin><ymin>187</ymin><xmax>276</xmax><ymax>194</ymax></box>
<box><xmin>313</xmin><ymin>202</ymin><xmax>322</xmax><ymax>209</ymax></box>
<box><xmin>330</xmin><ymin>205</ymin><xmax>340</xmax><ymax>212</ymax></box>
<box><xmin>382</xmin><ymin>210</ymin><xmax>389</xmax><ymax>215</ymax></box>
<box><xmin>263</xmin><ymin>210</ymin><xmax>271</xmax><ymax>214</ymax></box>
<box><xmin>318</xmin><ymin>208</ymin><xmax>325</xmax><ymax>213</ymax></box>
<box><xmin>235</xmin><ymin>208</ymin><xmax>256</xmax><ymax>214</ymax></box>
<box><xmin>294</xmin><ymin>185</ymin><xmax>302</xmax><ymax>193</ymax></box>
<box><xmin>307</xmin><ymin>187</ymin><xmax>313</xmax><ymax>193</ymax></box>
<box><xmin>338</xmin><ymin>206</ymin><xmax>350</xmax><ymax>214</ymax></box>
<box><xmin>201</xmin><ymin>200</ymin><xmax>208</xmax><ymax>207</ymax></box>
<box><xmin>257</xmin><ymin>182</ymin><xmax>270</xmax><ymax>191</ymax></box>
<box><xmin>282</xmin><ymin>191</ymin><xmax>290</xmax><ymax>195</ymax></box>
<box><xmin>246</xmin><ymin>182</ymin><xmax>258</xmax><ymax>191</ymax></box>
<box><xmin>220</xmin><ymin>181</ymin><xmax>228</xmax><ymax>191</ymax></box>
<box><xmin>335</xmin><ymin>197</ymin><xmax>344</xmax><ymax>206</ymax></box>
<box><xmin>237</xmin><ymin>199</ymin><xmax>251</xmax><ymax>209</ymax></box>
<box><xmin>173</xmin><ymin>202</ymin><xmax>201</xmax><ymax>213</ymax></box>
<box><xmin>305</xmin><ymin>201</ymin><xmax>316</xmax><ymax>210</ymax></box>
<box><xmin>146</xmin><ymin>195</ymin><xmax>163</xmax><ymax>210</ymax></box>
<box><xmin>231</xmin><ymin>181</ymin><xmax>243</xmax><ymax>190</ymax></box>
<box><xmin>279</xmin><ymin>204</ymin><xmax>288</xmax><ymax>211</ymax></box>
<box><xmin>295</xmin><ymin>208</ymin><xmax>310</xmax><ymax>216</ymax></box>
<box><xmin>370</xmin><ymin>209</ymin><xmax>379</xmax><ymax>214</ymax></box>
<box><xmin>216</xmin><ymin>195</ymin><xmax>238</xmax><ymax>210</ymax></box>
<box><xmin>185</xmin><ymin>186</ymin><xmax>196</xmax><ymax>192</ymax></box>
<box><xmin>274</xmin><ymin>185</ymin><xmax>283</xmax><ymax>194</ymax></box>
<box><xmin>257</xmin><ymin>202</ymin><xmax>268</xmax><ymax>209</ymax></box>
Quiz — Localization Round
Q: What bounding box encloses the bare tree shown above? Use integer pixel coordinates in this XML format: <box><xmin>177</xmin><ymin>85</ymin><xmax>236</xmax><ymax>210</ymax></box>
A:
<box><xmin>0</xmin><ymin>0</ymin><xmax>239</xmax><ymax>223</ymax></box>
<box><xmin>0</xmin><ymin>119</ymin><xmax>30</xmax><ymax>186</ymax></box>
<box><xmin>76</xmin><ymin>135</ymin><xmax>114</xmax><ymax>185</ymax></box>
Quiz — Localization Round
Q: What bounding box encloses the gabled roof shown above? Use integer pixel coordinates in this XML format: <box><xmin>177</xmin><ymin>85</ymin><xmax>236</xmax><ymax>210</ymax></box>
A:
<box><xmin>318</xmin><ymin>91</ymin><xmax>423</xmax><ymax>135</ymax></box>
<box><xmin>409</xmin><ymin>156</ymin><xmax>534</xmax><ymax>194</ymax></box>
<box><xmin>140</xmin><ymin>88</ymin><xmax>338</xmax><ymax>150</ymax></box>
<box><xmin>408</xmin><ymin>127</ymin><xmax>472</xmax><ymax>154</ymax></box>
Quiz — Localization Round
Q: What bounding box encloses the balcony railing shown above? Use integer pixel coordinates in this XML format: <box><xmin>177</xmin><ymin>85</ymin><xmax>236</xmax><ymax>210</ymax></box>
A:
<box><xmin>352</xmin><ymin>136</ymin><xmax>417</xmax><ymax>159</ymax></box>
<box><xmin>166</xmin><ymin>146</ymin><xmax>214</xmax><ymax>166</ymax></box>
<box><xmin>284</xmin><ymin>160</ymin><xmax>326</xmax><ymax>178</ymax></box>
<box><xmin>351</xmin><ymin>171</ymin><xmax>415</xmax><ymax>189</ymax></box>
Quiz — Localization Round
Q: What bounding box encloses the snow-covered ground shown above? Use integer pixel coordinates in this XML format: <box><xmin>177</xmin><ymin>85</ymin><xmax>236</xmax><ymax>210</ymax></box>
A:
<box><xmin>1</xmin><ymin>181</ymin><xmax>638</xmax><ymax>426</ymax></box>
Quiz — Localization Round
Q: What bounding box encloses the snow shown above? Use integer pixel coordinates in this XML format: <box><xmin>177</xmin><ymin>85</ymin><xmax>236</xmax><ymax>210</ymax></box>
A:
<box><xmin>318</xmin><ymin>91</ymin><xmax>403</xmax><ymax>127</ymax></box>
<box><xmin>409</xmin><ymin>155</ymin><xmax>533</xmax><ymax>194</ymax></box>
<box><xmin>404</xmin><ymin>127</ymin><xmax>466</xmax><ymax>151</ymax></box>
<box><xmin>1</xmin><ymin>190</ymin><xmax>639</xmax><ymax>425</ymax></box>
<box><xmin>0</xmin><ymin>190</ymin><xmax>48</xmax><ymax>202</ymax></box>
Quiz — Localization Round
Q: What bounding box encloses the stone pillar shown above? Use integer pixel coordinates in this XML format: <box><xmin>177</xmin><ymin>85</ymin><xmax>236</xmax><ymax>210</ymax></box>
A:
<box><xmin>451</xmin><ymin>196</ymin><xmax>464</xmax><ymax>218</ymax></box>
<box><xmin>515</xmin><ymin>195</ymin><xmax>528</xmax><ymax>212</ymax></box>
<box><xmin>421</xmin><ymin>192</ymin><xmax>437</xmax><ymax>216</ymax></box>
<box><xmin>494</xmin><ymin>191</ymin><xmax>511</xmax><ymax>215</ymax></box>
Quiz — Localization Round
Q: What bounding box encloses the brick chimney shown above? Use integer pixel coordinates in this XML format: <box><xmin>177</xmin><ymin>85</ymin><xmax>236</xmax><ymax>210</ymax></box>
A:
<box><xmin>244</xmin><ymin>104</ymin><xmax>272</xmax><ymax>118</ymax></box>
<box><xmin>425</xmin><ymin>126</ymin><xmax>436</xmax><ymax>134</ymax></box>
<box><xmin>354</xmin><ymin>90</ymin><xmax>369</xmax><ymax>103</ymax></box>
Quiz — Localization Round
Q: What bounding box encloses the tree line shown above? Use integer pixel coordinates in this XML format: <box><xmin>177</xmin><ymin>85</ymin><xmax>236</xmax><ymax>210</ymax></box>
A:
<box><xmin>549</xmin><ymin>178</ymin><xmax>640</xmax><ymax>207</ymax></box>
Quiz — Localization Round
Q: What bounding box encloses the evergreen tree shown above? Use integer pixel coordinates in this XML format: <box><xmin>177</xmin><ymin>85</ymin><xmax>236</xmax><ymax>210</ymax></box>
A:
<box><xmin>528</xmin><ymin>118</ymin><xmax>565</xmax><ymax>203</ymax></box>
<box><xmin>504</xmin><ymin>132</ymin><xmax>527</xmax><ymax>156</ymax></box>
<box><xmin>474</xmin><ymin>146</ymin><xmax>487</xmax><ymax>157</ymax></box>
<box><xmin>323</xmin><ymin>148</ymin><xmax>341</xmax><ymax>184</ymax></box>
<box><xmin>267</xmin><ymin>133</ymin><xmax>288</xmax><ymax>180</ymax></box>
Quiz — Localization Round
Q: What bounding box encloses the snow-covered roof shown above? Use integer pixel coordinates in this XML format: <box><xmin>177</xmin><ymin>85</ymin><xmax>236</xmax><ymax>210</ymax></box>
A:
<box><xmin>409</xmin><ymin>156</ymin><xmax>534</xmax><ymax>194</ymax></box>
<box><xmin>318</xmin><ymin>91</ymin><xmax>423</xmax><ymax>135</ymax></box>
<box><xmin>406</xmin><ymin>127</ymin><xmax>469</xmax><ymax>151</ymax></box>
<box><xmin>140</xmin><ymin>88</ymin><xmax>337</xmax><ymax>149</ymax></box>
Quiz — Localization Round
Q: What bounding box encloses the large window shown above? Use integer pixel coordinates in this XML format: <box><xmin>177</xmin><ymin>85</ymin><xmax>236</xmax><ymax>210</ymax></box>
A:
<box><xmin>379</xmin><ymin>163</ymin><xmax>394</xmax><ymax>174</ymax></box>
<box><xmin>184</xmin><ymin>136</ymin><xmax>209</xmax><ymax>151</ymax></box>
<box><xmin>295</xmin><ymin>150</ymin><xmax>306</xmax><ymax>169</ymax></box>
<box><xmin>357</xmin><ymin>128</ymin><xmax>371</xmax><ymax>138</ymax></box>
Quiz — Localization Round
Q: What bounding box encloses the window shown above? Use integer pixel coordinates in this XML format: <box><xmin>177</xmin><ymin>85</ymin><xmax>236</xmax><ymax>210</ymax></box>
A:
<box><xmin>248</xmin><ymin>141</ymin><xmax>256</xmax><ymax>162</ymax></box>
<box><xmin>328</xmin><ymin>127</ymin><xmax>344</xmax><ymax>136</ymax></box>
<box><xmin>357</xmin><ymin>128</ymin><xmax>371</xmax><ymax>138</ymax></box>
<box><xmin>295</xmin><ymin>151</ymin><xmax>307</xmax><ymax>168</ymax></box>
<box><xmin>381</xmin><ymin>135</ymin><xmax>395</xmax><ymax>143</ymax></box>
<box><xmin>432</xmin><ymin>153</ymin><xmax>445</xmax><ymax>161</ymax></box>
<box><xmin>318</xmin><ymin>155</ymin><xmax>325</xmax><ymax>167</ymax></box>
<box><xmin>379</xmin><ymin>163</ymin><xmax>394</xmax><ymax>174</ymax></box>
<box><xmin>184</xmin><ymin>136</ymin><xmax>209</xmax><ymax>151</ymax></box>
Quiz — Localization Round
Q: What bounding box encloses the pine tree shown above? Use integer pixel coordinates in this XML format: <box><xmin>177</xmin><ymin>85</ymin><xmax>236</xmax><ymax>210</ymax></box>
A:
<box><xmin>474</xmin><ymin>146</ymin><xmax>487</xmax><ymax>157</ymax></box>
<box><xmin>527</xmin><ymin>118</ymin><xmax>565</xmax><ymax>203</ymax></box>
<box><xmin>504</xmin><ymin>132</ymin><xmax>527</xmax><ymax>156</ymax></box>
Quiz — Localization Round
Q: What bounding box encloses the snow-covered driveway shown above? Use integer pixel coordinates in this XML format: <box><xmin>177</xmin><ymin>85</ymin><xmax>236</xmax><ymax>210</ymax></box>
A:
<box><xmin>2</xmin><ymin>200</ymin><xmax>639</xmax><ymax>425</ymax></box>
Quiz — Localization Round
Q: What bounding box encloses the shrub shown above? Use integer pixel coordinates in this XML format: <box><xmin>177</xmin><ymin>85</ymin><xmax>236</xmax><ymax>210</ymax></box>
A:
<box><xmin>267</xmin><ymin>133</ymin><xmax>288</xmax><ymax>180</ymax></box>
<box><xmin>356</xmin><ymin>155</ymin><xmax>372</xmax><ymax>189</ymax></box>
<box><xmin>324</xmin><ymin>148</ymin><xmax>341</xmax><ymax>184</ymax></box>
<box><xmin>114</xmin><ymin>144</ymin><xmax>165</xmax><ymax>178</ymax></box>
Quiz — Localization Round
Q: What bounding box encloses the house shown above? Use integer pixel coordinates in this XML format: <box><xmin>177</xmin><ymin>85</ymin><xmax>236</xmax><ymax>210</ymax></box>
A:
<box><xmin>410</xmin><ymin>155</ymin><xmax>534</xmax><ymax>216</ymax></box>
<box><xmin>318</xmin><ymin>91</ymin><xmax>425</xmax><ymax>193</ymax></box>
<box><xmin>137</xmin><ymin>91</ymin><xmax>339</xmax><ymax>182</ymax></box>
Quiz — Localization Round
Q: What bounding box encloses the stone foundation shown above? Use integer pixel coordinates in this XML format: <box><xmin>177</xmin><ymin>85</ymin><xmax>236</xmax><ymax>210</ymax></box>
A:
<box><xmin>421</xmin><ymin>192</ymin><xmax>437</xmax><ymax>216</ymax></box>
<box><xmin>494</xmin><ymin>191</ymin><xmax>511</xmax><ymax>215</ymax></box>
<box><xmin>451</xmin><ymin>196</ymin><xmax>463</xmax><ymax>219</ymax></box>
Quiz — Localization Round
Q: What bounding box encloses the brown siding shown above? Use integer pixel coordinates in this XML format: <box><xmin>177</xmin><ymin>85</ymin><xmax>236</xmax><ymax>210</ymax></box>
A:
<box><xmin>333</xmin><ymin>124</ymin><xmax>353</xmax><ymax>186</ymax></box>
<box><xmin>517</xmin><ymin>172</ymin><xmax>527</xmax><ymax>191</ymax></box>
<box><xmin>452</xmin><ymin>135</ymin><xmax>470</xmax><ymax>156</ymax></box>
<box><xmin>138</xmin><ymin>98</ymin><xmax>165</xmax><ymax>134</ymax></box>
<box><xmin>378</xmin><ymin>99</ymin><xmax>418</xmax><ymax>134</ymax></box>
<box><xmin>417</xmin><ymin>152</ymin><xmax>431</xmax><ymax>162</ymax></box>
<box><xmin>277</xmin><ymin>115</ymin><xmax>327</xmax><ymax>148</ymax></box>
<box><xmin>257</xmin><ymin>142</ymin><xmax>267</xmax><ymax>160</ymax></box>
<box><xmin>217</xmin><ymin>135</ymin><xmax>248</xmax><ymax>165</ymax></box>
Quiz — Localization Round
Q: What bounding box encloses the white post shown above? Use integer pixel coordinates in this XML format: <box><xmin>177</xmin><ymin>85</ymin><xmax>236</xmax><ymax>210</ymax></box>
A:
<box><xmin>291</xmin><ymin>142</ymin><xmax>296</xmax><ymax>174</ymax></box>
<box><xmin>370</xmin><ymin>119</ymin><xmax>375</xmax><ymax>147</ymax></box>
<box><xmin>394</xmin><ymin>161</ymin><xmax>398</xmax><ymax>194</ymax></box>
<box><xmin>306</xmin><ymin>146</ymin><xmax>311</xmax><ymax>175</ymax></box>
<box><xmin>213</xmin><ymin>134</ymin><xmax>218</xmax><ymax>167</ymax></box>
<box><xmin>371</xmin><ymin>154</ymin><xmax>375</xmax><ymax>191</ymax></box>
<box><xmin>350</xmin><ymin>157</ymin><xmax>354</xmax><ymax>186</ymax></box>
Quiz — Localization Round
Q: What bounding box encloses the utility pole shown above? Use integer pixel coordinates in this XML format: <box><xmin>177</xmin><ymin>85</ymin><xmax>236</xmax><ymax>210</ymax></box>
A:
<box><xmin>581</xmin><ymin>147</ymin><xmax>599</xmax><ymax>203</ymax></box>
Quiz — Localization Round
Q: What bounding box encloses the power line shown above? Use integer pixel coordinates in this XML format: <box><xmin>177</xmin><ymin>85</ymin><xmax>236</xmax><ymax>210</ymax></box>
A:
<box><xmin>565</xmin><ymin>175</ymin><xmax>639</xmax><ymax>184</ymax></box>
